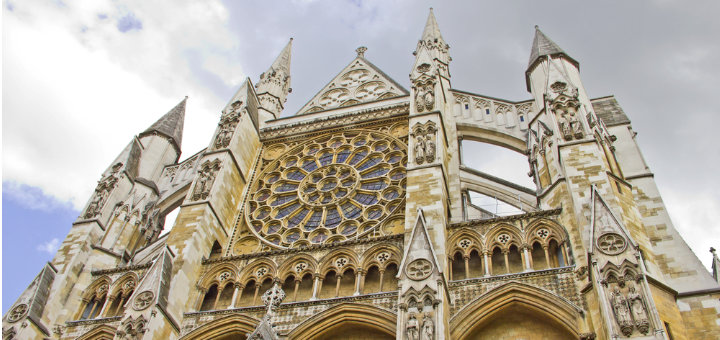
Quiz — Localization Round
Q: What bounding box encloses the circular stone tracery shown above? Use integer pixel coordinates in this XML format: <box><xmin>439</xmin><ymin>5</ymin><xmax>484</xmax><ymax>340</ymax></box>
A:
<box><xmin>245</xmin><ymin>130</ymin><xmax>407</xmax><ymax>249</ymax></box>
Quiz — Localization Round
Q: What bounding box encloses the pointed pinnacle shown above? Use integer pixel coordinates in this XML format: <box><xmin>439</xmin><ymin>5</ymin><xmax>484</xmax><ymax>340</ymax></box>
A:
<box><xmin>421</xmin><ymin>8</ymin><xmax>444</xmax><ymax>42</ymax></box>
<box><xmin>141</xmin><ymin>97</ymin><xmax>186</xmax><ymax>151</ymax></box>
<box><xmin>528</xmin><ymin>26</ymin><xmax>568</xmax><ymax>68</ymax></box>
<box><xmin>270</xmin><ymin>38</ymin><xmax>293</xmax><ymax>73</ymax></box>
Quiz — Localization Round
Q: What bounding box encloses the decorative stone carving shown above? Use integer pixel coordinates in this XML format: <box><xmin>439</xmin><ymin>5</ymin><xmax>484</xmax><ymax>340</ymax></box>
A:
<box><xmin>294</xmin><ymin>262</ymin><xmax>307</xmax><ymax>273</ymax></box>
<box><xmin>610</xmin><ymin>286</ymin><xmax>634</xmax><ymax>337</ymax></box>
<box><xmin>2</xmin><ymin>326</ymin><xmax>16</xmax><ymax>340</ymax></box>
<box><xmin>548</xmin><ymin>81</ymin><xmax>584</xmax><ymax>141</ymax></box>
<box><xmin>376</xmin><ymin>252</ymin><xmax>390</xmax><ymax>264</ymax></box>
<box><xmin>405</xmin><ymin>313</ymin><xmax>419</xmax><ymax>340</ymax></box>
<box><xmin>597</xmin><ymin>233</ymin><xmax>627</xmax><ymax>256</ymax></box>
<box><xmin>627</xmin><ymin>284</ymin><xmax>650</xmax><ymax>335</ymax></box>
<box><xmin>84</xmin><ymin>163</ymin><xmax>121</xmax><ymax>219</ymax></box>
<box><xmin>261</xmin><ymin>282</ymin><xmax>286</xmax><ymax>313</ymax></box>
<box><xmin>406</xmin><ymin>259</ymin><xmax>433</xmax><ymax>281</ymax></box>
<box><xmin>411</xmin><ymin>122</ymin><xmax>438</xmax><ymax>165</ymax></box>
<box><xmin>116</xmin><ymin>315</ymin><xmax>147</xmax><ymax>340</ymax></box>
<box><xmin>214</xmin><ymin>101</ymin><xmax>243</xmax><ymax>149</ymax></box>
<box><xmin>421</xmin><ymin>313</ymin><xmax>434</xmax><ymax>340</ymax></box>
<box><xmin>132</xmin><ymin>291</ymin><xmax>154</xmax><ymax>311</ymax></box>
<box><xmin>6</xmin><ymin>304</ymin><xmax>27</xmax><ymax>323</ymax></box>
<box><xmin>191</xmin><ymin>160</ymin><xmax>221</xmax><ymax>201</ymax></box>
<box><xmin>218</xmin><ymin>271</ymin><xmax>231</xmax><ymax>282</ymax></box>
<box><xmin>412</xmin><ymin>64</ymin><xmax>436</xmax><ymax>113</ymax></box>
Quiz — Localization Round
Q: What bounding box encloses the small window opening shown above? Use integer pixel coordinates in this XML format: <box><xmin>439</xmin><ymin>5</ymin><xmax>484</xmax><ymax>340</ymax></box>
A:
<box><xmin>464</xmin><ymin>104</ymin><xmax>469</xmax><ymax>110</ymax></box>
<box><xmin>485</xmin><ymin>108</ymin><xmax>490</xmax><ymax>115</ymax></box>
<box><xmin>519</xmin><ymin>115</ymin><xmax>525</xmax><ymax>122</ymax></box>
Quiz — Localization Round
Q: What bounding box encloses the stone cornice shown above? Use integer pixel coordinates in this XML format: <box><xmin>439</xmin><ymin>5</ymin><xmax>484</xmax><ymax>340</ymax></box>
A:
<box><xmin>65</xmin><ymin>316</ymin><xmax>121</xmax><ymax>327</ymax></box>
<box><xmin>202</xmin><ymin>234</ymin><xmax>404</xmax><ymax>265</ymax></box>
<box><xmin>260</xmin><ymin>102</ymin><xmax>409</xmax><ymax>142</ymax></box>
<box><xmin>447</xmin><ymin>265</ymin><xmax>574</xmax><ymax>287</ymax></box>
<box><xmin>91</xmin><ymin>262</ymin><xmax>152</xmax><ymax>276</ymax></box>
<box><xmin>449</xmin><ymin>208</ymin><xmax>562</xmax><ymax>229</ymax></box>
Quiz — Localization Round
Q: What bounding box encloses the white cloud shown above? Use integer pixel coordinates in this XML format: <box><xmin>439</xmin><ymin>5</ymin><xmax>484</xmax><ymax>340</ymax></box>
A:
<box><xmin>3</xmin><ymin>0</ymin><xmax>242</xmax><ymax>210</ymax></box>
<box><xmin>36</xmin><ymin>238</ymin><xmax>61</xmax><ymax>255</ymax></box>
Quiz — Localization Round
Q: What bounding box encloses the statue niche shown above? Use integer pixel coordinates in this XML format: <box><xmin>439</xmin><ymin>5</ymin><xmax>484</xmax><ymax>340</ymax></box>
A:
<box><xmin>411</xmin><ymin>122</ymin><xmax>438</xmax><ymax>165</ymax></box>
<box><xmin>549</xmin><ymin>81</ymin><xmax>584</xmax><ymax>141</ymax></box>
<box><xmin>412</xmin><ymin>63</ymin><xmax>436</xmax><ymax>113</ymax></box>
<box><xmin>214</xmin><ymin>100</ymin><xmax>244</xmax><ymax>149</ymax></box>
<box><xmin>191</xmin><ymin>160</ymin><xmax>221</xmax><ymax>201</ymax></box>
<box><xmin>84</xmin><ymin>163</ymin><xmax>122</xmax><ymax>219</ymax></box>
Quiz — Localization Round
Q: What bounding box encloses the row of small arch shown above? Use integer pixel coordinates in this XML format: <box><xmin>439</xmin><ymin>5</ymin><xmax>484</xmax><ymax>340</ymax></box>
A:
<box><xmin>447</xmin><ymin>219</ymin><xmax>569</xmax><ymax>256</ymax></box>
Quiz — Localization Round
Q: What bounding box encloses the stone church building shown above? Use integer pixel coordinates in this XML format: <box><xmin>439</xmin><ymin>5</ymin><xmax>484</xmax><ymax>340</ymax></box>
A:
<box><xmin>4</xmin><ymin>9</ymin><xmax>720</xmax><ymax>340</ymax></box>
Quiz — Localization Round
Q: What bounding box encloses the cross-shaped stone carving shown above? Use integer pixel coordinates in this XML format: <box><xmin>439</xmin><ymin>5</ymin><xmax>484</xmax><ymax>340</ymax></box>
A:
<box><xmin>261</xmin><ymin>283</ymin><xmax>286</xmax><ymax>315</ymax></box>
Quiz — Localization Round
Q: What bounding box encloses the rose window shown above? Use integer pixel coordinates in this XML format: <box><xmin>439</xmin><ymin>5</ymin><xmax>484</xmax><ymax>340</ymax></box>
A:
<box><xmin>245</xmin><ymin>130</ymin><xmax>407</xmax><ymax>248</ymax></box>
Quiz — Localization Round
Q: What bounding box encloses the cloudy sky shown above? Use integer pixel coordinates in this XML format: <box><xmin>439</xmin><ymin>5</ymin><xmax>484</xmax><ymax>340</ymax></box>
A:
<box><xmin>3</xmin><ymin>0</ymin><xmax>719</xmax><ymax>310</ymax></box>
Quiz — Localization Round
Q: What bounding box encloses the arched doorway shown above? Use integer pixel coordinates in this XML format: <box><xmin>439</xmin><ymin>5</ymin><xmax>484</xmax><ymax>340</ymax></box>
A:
<box><xmin>289</xmin><ymin>303</ymin><xmax>396</xmax><ymax>340</ymax></box>
<box><xmin>451</xmin><ymin>281</ymin><xmax>581</xmax><ymax>340</ymax></box>
<box><xmin>180</xmin><ymin>314</ymin><xmax>258</xmax><ymax>340</ymax></box>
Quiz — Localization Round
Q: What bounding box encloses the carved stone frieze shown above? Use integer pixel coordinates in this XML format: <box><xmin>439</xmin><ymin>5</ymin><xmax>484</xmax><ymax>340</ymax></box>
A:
<box><xmin>411</xmin><ymin>121</ymin><xmax>437</xmax><ymax>165</ymax></box>
<box><xmin>548</xmin><ymin>81</ymin><xmax>584</xmax><ymax>141</ymax></box>
<box><xmin>214</xmin><ymin>100</ymin><xmax>244</xmax><ymax>150</ymax></box>
<box><xmin>84</xmin><ymin>163</ymin><xmax>122</xmax><ymax>219</ymax></box>
<box><xmin>116</xmin><ymin>315</ymin><xmax>147</xmax><ymax>340</ymax></box>
<box><xmin>191</xmin><ymin>159</ymin><xmax>221</xmax><ymax>201</ymax></box>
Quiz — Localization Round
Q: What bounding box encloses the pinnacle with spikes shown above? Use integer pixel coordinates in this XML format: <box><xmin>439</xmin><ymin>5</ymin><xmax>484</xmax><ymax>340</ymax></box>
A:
<box><xmin>527</xmin><ymin>25</ymin><xmax>577</xmax><ymax>69</ymax></box>
<box><xmin>140</xmin><ymin>97</ymin><xmax>187</xmax><ymax>152</ymax></box>
<box><xmin>421</xmin><ymin>8</ymin><xmax>445</xmax><ymax>44</ymax></box>
<box><xmin>270</xmin><ymin>38</ymin><xmax>292</xmax><ymax>75</ymax></box>
<box><xmin>257</xmin><ymin>38</ymin><xmax>293</xmax><ymax>115</ymax></box>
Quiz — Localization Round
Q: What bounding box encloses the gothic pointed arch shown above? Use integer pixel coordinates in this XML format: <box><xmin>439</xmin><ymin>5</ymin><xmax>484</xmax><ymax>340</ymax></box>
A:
<box><xmin>199</xmin><ymin>263</ymin><xmax>240</xmax><ymax>289</ymax></box>
<box><xmin>360</xmin><ymin>243</ymin><xmax>402</xmax><ymax>271</ymax></box>
<box><xmin>288</xmin><ymin>303</ymin><xmax>396</xmax><ymax>339</ymax></box>
<box><xmin>450</xmin><ymin>281</ymin><xmax>582</xmax><ymax>339</ymax></box>
<box><xmin>277</xmin><ymin>253</ymin><xmax>319</xmax><ymax>281</ymax></box>
<box><xmin>76</xmin><ymin>324</ymin><xmax>117</xmax><ymax>340</ymax></box>
<box><xmin>179</xmin><ymin>313</ymin><xmax>259</xmax><ymax>340</ymax></box>
<box><xmin>318</xmin><ymin>248</ymin><xmax>360</xmax><ymax>275</ymax></box>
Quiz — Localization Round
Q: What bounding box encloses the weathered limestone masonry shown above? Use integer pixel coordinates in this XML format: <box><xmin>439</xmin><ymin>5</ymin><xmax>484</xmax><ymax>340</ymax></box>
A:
<box><xmin>4</xmin><ymin>9</ymin><xmax>720</xmax><ymax>340</ymax></box>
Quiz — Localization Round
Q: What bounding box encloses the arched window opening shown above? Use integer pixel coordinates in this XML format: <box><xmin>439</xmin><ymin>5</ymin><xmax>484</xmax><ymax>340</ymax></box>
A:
<box><xmin>80</xmin><ymin>297</ymin><xmax>97</xmax><ymax>320</ymax></box>
<box><xmin>364</xmin><ymin>266</ymin><xmax>381</xmax><ymax>294</ymax></box>
<box><xmin>209</xmin><ymin>241</ymin><xmax>222</xmax><ymax>260</ymax></box>
<box><xmin>320</xmin><ymin>271</ymin><xmax>337</xmax><ymax>299</ymax></box>
<box><xmin>491</xmin><ymin>247</ymin><xmax>504</xmax><ymax>275</ymax></box>
<box><xmin>296</xmin><ymin>273</ymin><xmax>314</xmax><ymax>302</ymax></box>
<box><xmin>282</xmin><ymin>276</ymin><xmax>296</xmax><ymax>302</ymax></box>
<box><xmin>382</xmin><ymin>263</ymin><xmax>398</xmax><ymax>292</ymax></box>
<box><xmin>548</xmin><ymin>239</ymin><xmax>562</xmax><ymax>268</ymax></box>
<box><xmin>106</xmin><ymin>292</ymin><xmax>123</xmax><ymax>317</ymax></box>
<box><xmin>508</xmin><ymin>245</ymin><xmax>523</xmax><ymax>273</ymax></box>
<box><xmin>256</xmin><ymin>278</ymin><xmax>273</xmax><ymax>305</ymax></box>
<box><xmin>531</xmin><ymin>242</ymin><xmax>547</xmax><ymax>270</ymax></box>
<box><xmin>199</xmin><ymin>284</ymin><xmax>219</xmax><ymax>311</ymax></box>
<box><xmin>468</xmin><ymin>249</ymin><xmax>484</xmax><ymax>278</ymax></box>
<box><xmin>216</xmin><ymin>282</ymin><xmax>235</xmax><ymax>310</ymax></box>
<box><xmin>338</xmin><ymin>268</ymin><xmax>356</xmax><ymax>297</ymax></box>
<box><xmin>461</xmin><ymin>141</ymin><xmax>536</xmax><ymax>191</ymax></box>
<box><xmin>236</xmin><ymin>280</ymin><xmax>256</xmax><ymax>307</ymax></box>
<box><xmin>451</xmin><ymin>252</ymin><xmax>466</xmax><ymax>280</ymax></box>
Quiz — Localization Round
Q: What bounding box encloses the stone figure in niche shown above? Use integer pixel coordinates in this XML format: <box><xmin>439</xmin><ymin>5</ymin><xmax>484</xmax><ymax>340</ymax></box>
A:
<box><xmin>424</xmin><ymin>131</ymin><xmax>436</xmax><ymax>164</ymax></box>
<box><xmin>627</xmin><ymin>284</ymin><xmax>650</xmax><ymax>334</ymax></box>
<box><xmin>549</xmin><ymin>81</ymin><xmax>585</xmax><ymax>141</ymax></box>
<box><xmin>84</xmin><ymin>173</ymin><xmax>119</xmax><ymax>219</ymax></box>
<box><xmin>192</xmin><ymin>161</ymin><xmax>220</xmax><ymax>201</ymax></box>
<box><xmin>421</xmin><ymin>313</ymin><xmax>434</xmax><ymax>340</ymax></box>
<box><xmin>610</xmin><ymin>286</ymin><xmax>634</xmax><ymax>337</ymax></box>
<box><xmin>413</xmin><ymin>76</ymin><xmax>435</xmax><ymax>113</ymax></box>
<box><xmin>414</xmin><ymin>136</ymin><xmax>425</xmax><ymax>165</ymax></box>
<box><xmin>406</xmin><ymin>313</ymin><xmax>419</xmax><ymax>340</ymax></box>
<box><xmin>215</xmin><ymin>101</ymin><xmax>243</xmax><ymax>149</ymax></box>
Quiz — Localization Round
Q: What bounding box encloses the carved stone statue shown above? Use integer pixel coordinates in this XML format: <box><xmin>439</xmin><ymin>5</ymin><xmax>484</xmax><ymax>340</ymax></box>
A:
<box><xmin>420</xmin><ymin>313</ymin><xmax>434</xmax><ymax>340</ymax></box>
<box><xmin>424</xmin><ymin>131</ymin><xmax>436</xmax><ymax>163</ymax></box>
<box><xmin>414</xmin><ymin>79</ymin><xmax>435</xmax><ymax>113</ymax></box>
<box><xmin>627</xmin><ymin>284</ymin><xmax>650</xmax><ymax>334</ymax></box>
<box><xmin>192</xmin><ymin>161</ymin><xmax>220</xmax><ymax>201</ymax></box>
<box><xmin>414</xmin><ymin>136</ymin><xmax>425</xmax><ymax>165</ymax></box>
<box><xmin>406</xmin><ymin>313</ymin><xmax>419</xmax><ymax>340</ymax></box>
<box><xmin>83</xmin><ymin>174</ymin><xmax>118</xmax><ymax>219</ymax></box>
<box><xmin>422</xmin><ymin>84</ymin><xmax>435</xmax><ymax>112</ymax></box>
<box><xmin>611</xmin><ymin>286</ymin><xmax>633</xmax><ymax>337</ymax></box>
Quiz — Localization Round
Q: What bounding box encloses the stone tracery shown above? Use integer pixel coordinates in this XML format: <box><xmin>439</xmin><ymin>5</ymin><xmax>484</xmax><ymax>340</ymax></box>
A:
<box><xmin>245</xmin><ymin>130</ymin><xmax>407</xmax><ymax>248</ymax></box>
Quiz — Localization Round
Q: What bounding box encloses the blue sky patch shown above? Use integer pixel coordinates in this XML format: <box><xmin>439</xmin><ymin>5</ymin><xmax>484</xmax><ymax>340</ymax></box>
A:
<box><xmin>117</xmin><ymin>12</ymin><xmax>143</xmax><ymax>32</ymax></box>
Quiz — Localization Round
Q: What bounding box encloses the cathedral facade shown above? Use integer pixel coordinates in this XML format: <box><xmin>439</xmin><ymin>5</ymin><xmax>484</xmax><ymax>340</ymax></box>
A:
<box><xmin>4</xmin><ymin>9</ymin><xmax>720</xmax><ymax>340</ymax></box>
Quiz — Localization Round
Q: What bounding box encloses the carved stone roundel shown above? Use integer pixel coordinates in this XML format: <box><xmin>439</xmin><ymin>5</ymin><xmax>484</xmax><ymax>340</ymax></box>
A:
<box><xmin>132</xmin><ymin>291</ymin><xmax>154</xmax><ymax>311</ymax></box>
<box><xmin>597</xmin><ymin>233</ymin><xmax>627</xmax><ymax>255</ymax></box>
<box><xmin>7</xmin><ymin>304</ymin><xmax>28</xmax><ymax>323</ymax></box>
<box><xmin>406</xmin><ymin>259</ymin><xmax>433</xmax><ymax>281</ymax></box>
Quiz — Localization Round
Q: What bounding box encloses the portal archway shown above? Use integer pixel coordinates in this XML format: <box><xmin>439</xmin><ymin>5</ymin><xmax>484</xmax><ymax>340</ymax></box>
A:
<box><xmin>450</xmin><ymin>281</ymin><xmax>581</xmax><ymax>339</ymax></box>
<box><xmin>289</xmin><ymin>303</ymin><xmax>396</xmax><ymax>340</ymax></box>
<box><xmin>180</xmin><ymin>314</ymin><xmax>259</xmax><ymax>340</ymax></box>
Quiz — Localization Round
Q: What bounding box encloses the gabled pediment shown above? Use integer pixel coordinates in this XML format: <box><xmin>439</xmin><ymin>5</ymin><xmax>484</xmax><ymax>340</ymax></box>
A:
<box><xmin>296</xmin><ymin>54</ymin><xmax>408</xmax><ymax>115</ymax></box>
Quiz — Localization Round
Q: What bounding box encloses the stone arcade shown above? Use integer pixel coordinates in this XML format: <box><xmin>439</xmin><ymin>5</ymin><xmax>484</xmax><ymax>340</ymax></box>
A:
<box><xmin>4</xmin><ymin>9</ymin><xmax>720</xmax><ymax>340</ymax></box>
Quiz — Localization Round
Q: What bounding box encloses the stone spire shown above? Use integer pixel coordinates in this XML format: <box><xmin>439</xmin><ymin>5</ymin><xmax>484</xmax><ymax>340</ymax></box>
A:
<box><xmin>256</xmin><ymin>38</ymin><xmax>293</xmax><ymax>118</ymax></box>
<box><xmin>139</xmin><ymin>97</ymin><xmax>187</xmax><ymax>152</ymax></box>
<box><xmin>414</xmin><ymin>8</ymin><xmax>450</xmax><ymax>69</ymax></box>
<box><xmin>527</xmin><ymin>26</ymin><xmax>577</xmax><ymax>70</ymax></box>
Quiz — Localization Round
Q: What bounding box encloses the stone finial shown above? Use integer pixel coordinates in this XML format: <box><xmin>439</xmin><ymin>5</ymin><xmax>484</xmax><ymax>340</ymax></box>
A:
<box><xmin>711</xmin><ymin>247</ymin><xmax>716</xmax><ymax>255</ymax></box>
<box><xmin>356</xmin><ymin>46</ymin><xmax>367</xmax><ymax>58</ymax></box>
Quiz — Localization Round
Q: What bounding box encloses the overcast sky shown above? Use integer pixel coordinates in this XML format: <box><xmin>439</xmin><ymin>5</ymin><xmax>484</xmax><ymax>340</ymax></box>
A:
<box><xmin>3</xmin><ymin>0</ymin><xmax>719</xmax><ymax>304</ymax></box>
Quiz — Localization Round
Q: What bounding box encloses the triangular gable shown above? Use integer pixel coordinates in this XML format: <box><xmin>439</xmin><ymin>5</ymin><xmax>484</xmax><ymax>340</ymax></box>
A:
<box><xmin>297</xmin><ymin>55</ymin><xmax>408</xmax><ymax>115</ymax></box>
<box><xmin>125</xmin><ymin>247</ymin><xmax>174</xmax><ymax>311</ymax></box>
<box><xmin>3</xmin><ymin>262</ymin><xmax>56</xmax><ymax>335</ymax></box>
<box><xmin>398</xmin><ymin>209</ymin><xmax>443</xmax><ymax>279</ymax></box>
<box><xmin>589</xmin><ymin>185</ymin><xmax>638</xmax><ymax>258</ymax></box>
